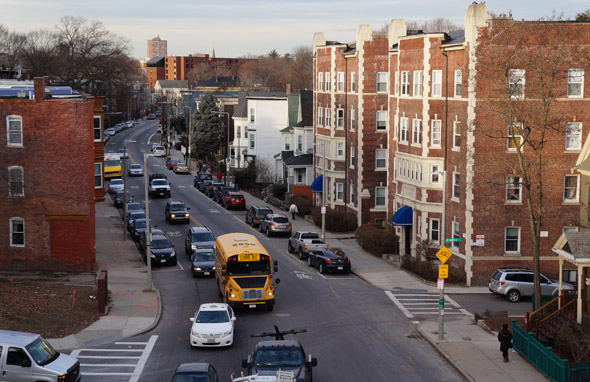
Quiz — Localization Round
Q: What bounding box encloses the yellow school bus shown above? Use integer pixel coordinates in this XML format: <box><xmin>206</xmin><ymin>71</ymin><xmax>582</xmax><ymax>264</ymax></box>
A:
<box><xmin>104</xmin><ymin>153</ymin><xmax>122</xmax><ymax>179</ymax></box>
<box><xmin>215</xmin><ymin>233</ymin><xmax>279</xmax><ymax>311</ymax></box>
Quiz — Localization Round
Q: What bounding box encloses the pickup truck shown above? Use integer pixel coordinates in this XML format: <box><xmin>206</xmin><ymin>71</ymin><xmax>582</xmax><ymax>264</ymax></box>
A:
<box><xmin>287</xmin><ymin>231</ymin><xmax>329</xmax><ymax>260</ymax></box>
<box><xmin>148</xmin><ymin>177</ymin><xmax>171</xmax><ymax>198</ymax></box>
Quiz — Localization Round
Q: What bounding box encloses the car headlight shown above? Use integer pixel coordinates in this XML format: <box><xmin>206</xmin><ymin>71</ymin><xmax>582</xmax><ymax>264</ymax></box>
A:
<box><xmin>191</xmin><ymin>245</ymin><xmax>197</xmax><ymax>251</ymax></box>
<box><xmin>191</xmin><ymin>330</ymin><xmax>201</xmax><ymax>337</ymax></box>
<box><xmin>212</xmin><ymin>266</ymin><xmax>216</xmax><ymax>270</ymax></box>
<box><xmin>171</xmin><ymin>251</ymin><xmax>176</xmax><ymax>257</ymax></box>
<box><xmin>223</xmin><ymin>330</ymin><xmax>232</xmax><ymax>336</ymax></box>
<box><xmin>170</xmin><ymin>214</ymin><xmax>176</xmax><ymax>218</ymax></box>
<box><xmin>150</xmin><ymin>254</ymin><xmax>156</xmax><ymax>258</ymax></box>
<box><xmin>230</xmin><ymin>293</ymin><xmax>237</xmax><ymax>298</ymax></box>
<box><xmin>185</xmin><ymin>213</ymin><xmax>190</xmax><ymax>217</ymax></box>
<box><xmin>194</xmin><ymin>267</ymin><xmax>201</xmax><ymax>271</ymax></box>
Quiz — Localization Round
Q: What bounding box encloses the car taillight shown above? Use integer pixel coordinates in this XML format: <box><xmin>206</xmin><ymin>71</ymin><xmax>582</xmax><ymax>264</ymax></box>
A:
<box><xmin>270</xmin><ymin>222</ymin><xmax>276</xmax><ymax>226</ymax></box>
<box><xmin>498</xmin><ymin>281</ymin><xmax>505</xmax><ymax>285</ymax></box>
<box><xmin>347</xmin><ymin>259</ymin><xmax>351</xmax><ymax>264</ymax></box>
<box><xmin>325</xmin><ymin>259</ymin><xmax>332</xmax><ymax>264</ymax></box>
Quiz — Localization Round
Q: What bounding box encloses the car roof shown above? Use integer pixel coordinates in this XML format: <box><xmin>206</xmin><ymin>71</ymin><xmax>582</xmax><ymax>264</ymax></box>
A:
<box><xmin>193</xmin><ymin>247</ymin><xmax>214</xmax><ymax>253</ymax></box>
<box><xmin>151</xmin><ymin>234</ymin><xmax>170</xmax><ymax>242</ymax></box>
<box><xmin>0</xmin><ymin>330</ymin><xmax>40</xmax><ymax>347</ymax></box>
<box><xmin>228</xmin><ymin>191</ymin><xmax>243</xmax><ymax>195</ymax></box>
<box><xmin>127</xmin><ymin>202</ymin><xmax>142</xmax><ymax>207</ymax></box>
<box><xmin>497</xmin><ymin>268</ymin><xmax>533</xmax><ymax>273</ymax></box>
<box><xmin>111</xmin><ymin>179</ymin><xmax>124</xmax><ymax>183</ymax></box>
<box><xmin>169</xmin><ymin>201</ymin><xmax>185</xmax><ymax>206</ymax></box>
<box><xmin>190</xmin><ymin>226</ymin><xmax>212</xmax><ymax>233</ymax></box>
<box><xmin>255</xmin><ymin>340</ymin><xmax>300</xmax><ymax>349</ymax></box>
<box><xmin>254</xmin><ymin>206</ymin><xmax>273</xmax><ymax>210</ymax></box>
<box><xmin>175</xmin><ymin>363</ymin><xmax>211</xmax><ymax>373</ymax></box>
<box><xmin>198</xmin><ymin>303</ymin><xmax>229</xmax><ymax>312</ymax></box>
<box><xmin>268</xmin><ymin>214</ymin><xmax>287</xmax><ymax>218</ymax></box>
<box><xmin>130</xmin><ymin>164</ymin><xmax>141</xmax><ymax>167</ymax></box>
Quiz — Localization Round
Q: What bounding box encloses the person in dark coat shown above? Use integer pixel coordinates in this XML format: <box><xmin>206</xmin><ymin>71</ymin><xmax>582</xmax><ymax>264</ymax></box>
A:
<box><xmin>498</xmin><ymin>323</ymin><xmax>513</xmax><ymax>362</ymax></box>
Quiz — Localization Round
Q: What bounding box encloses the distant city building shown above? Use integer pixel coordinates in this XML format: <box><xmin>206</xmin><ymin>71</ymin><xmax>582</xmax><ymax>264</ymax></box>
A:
<box><xmin>147</xmin><ymin>36</ymin><xmax>167</xmax><ymax>59</ymax></box>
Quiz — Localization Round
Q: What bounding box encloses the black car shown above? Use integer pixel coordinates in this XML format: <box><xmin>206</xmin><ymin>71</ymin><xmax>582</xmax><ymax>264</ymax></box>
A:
<box><xmin>129</xmin><ymin>218</ymin><xmax>155</xmax><ymax>241</ymax></box>
<box><xmin>245</xmin><ymin>206</ymin><xmax>274</xmax><ymax>228</ymax></box>
<box><xmin>194</xmin><ymin>173</ymin><xmax>213</xmax><ymax>188</ymax></box>
<box><xmin>125</xmin><ymin>202</ymin><xmax>143</xmax><ymax>215</ymax></box>
<box><xmin>190</xmin><ymin>248</ymin><xmax>215</xmax><ymax>277</ymax></box>
<box><xmin>171</xmin><ymin>363</ymin><xmax>218</xmax><ymax>382</ymax></box>
<box><xmin>213</xmin><ymin>186</ymin><xmax>233</xmax><ymax>204</ymax></box>
<box><xmin>165</xmin><ymin>201</ymin><xmax>190</xmax><ymax>224</ymax></box>
<box><xmin>242</xmin><ymin>340</ymin><xmax>317</xmax><ymax>382</ymax></box>
<box><xmin>199</xmin><ymin>180</ymin><xmax>213</xmax><ymax>193</ymax></box>
<box><xmin>113</xmin><ymin>190</ymin><xmax>133</xmax><ymax>209</ymax></box>
<box><xmin>138</xmin><ymin>233</ymin><xmax>176</xmax><ymax>266</ymax></box>
<box><xmin>184</xmin><ymin>226</ymin><xmax>216</xmax><ymax>254</ymax></box>
<box><xmin>206</xmin><ymin>182</ymin><xmax>224</xmax><ymax>198</ymax></box>
<box><xmin>307</xmin><ymin>249</ymin><xmax>351</xmax><ymax>274</ymax></box>
<box><xmin>127</xmin><ymin>211</ymin><xmax>146</xmax><ymax>232</ymax></box>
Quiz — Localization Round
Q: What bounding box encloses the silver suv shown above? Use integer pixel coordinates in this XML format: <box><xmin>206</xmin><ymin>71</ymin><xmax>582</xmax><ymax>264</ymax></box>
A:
<box><xmin>489</xmin><ymin>268</ymin><xmax>573</xmax><ymax>303</ymax></box>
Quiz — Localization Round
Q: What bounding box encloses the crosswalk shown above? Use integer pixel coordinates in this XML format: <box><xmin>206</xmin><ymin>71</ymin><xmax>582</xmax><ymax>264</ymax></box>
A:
<box><xmin>385</xmin><ymin>291</ymin><xmax>471</xmax><ymax>319</ymax></box>
<box><xmin>69</xmin><ymin>335</ymin><xmax>158</xmax><ymax>382</ymax></box>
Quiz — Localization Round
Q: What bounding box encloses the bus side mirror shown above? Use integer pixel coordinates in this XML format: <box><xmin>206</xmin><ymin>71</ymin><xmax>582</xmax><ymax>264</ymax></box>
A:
<box><xmin>275</xmin><ymin>278</ymin><xmax>281</xmax><ymax>284</ymax></box>
<box><xmin>274</xmin><ymin>260</ymin><xmax>278</xmax><ymax>273</ymax></box>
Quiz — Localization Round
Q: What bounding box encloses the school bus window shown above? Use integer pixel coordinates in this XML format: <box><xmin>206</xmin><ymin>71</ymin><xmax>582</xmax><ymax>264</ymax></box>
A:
<box><xmin>227</xmin><ymin>257</ymin><xmax>270</xmax><ymax>276</ymax></box>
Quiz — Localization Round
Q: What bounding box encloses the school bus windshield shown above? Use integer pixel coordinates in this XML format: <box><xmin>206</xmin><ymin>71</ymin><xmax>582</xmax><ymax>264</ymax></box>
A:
<box><xmin>227</xmin><ymin>258</ymin><xmax>270</xmax><ymax>276</ymax></box>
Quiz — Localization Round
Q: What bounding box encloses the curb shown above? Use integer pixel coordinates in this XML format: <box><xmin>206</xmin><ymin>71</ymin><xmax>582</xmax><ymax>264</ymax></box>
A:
<box><xmin>126</xmin><ymin>287</ymin><xmax>163</xmax><ymax>338</ymax></box>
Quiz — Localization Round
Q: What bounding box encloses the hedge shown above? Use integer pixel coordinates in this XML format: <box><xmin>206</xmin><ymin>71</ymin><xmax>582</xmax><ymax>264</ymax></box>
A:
<box><xmin>355</xmin><ymin>223</ymin><xmax>399</xmax><ymax>257</ymax></box>
<box><xmin>310</xmin><ymin>206</ymin><xmax>357</xmax><ymax>232</ymax></box>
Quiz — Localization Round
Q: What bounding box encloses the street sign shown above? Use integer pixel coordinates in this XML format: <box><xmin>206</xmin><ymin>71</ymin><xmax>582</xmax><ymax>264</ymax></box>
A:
<box><xmin>438</xmin><ymin>264</ymin><xmax>449</xmax><ymax>279</ymax></box>
<box><xmin>321</xmin><ymin>206</ymin><xmax>326</xmax><ymax>214</ymax></box>
<box><xmin>445</xmin><ymin>238</ymin><xmax>462</xmax><ymax>243</ymax></box>
<box><xmin>436</xmin><ymin>246</ymin><xmax>452</xmax><ymax>264</ymax></box>
<box><xmin>476</xmin><ymin>235</ymin><xmax>485</xmax><ymax>246</ymax></box>
<box><xmin>437</xmin><ymin>278</ymin><xmax>444</xmax><ymax>290</ymax></box>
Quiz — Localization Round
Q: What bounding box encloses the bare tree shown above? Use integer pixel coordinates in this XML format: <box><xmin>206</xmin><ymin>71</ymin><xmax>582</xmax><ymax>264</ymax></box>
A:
<box><xmin>0</xmin><ymin>25</ymin><xmax>27</xmax><ymax>70</ymax></box>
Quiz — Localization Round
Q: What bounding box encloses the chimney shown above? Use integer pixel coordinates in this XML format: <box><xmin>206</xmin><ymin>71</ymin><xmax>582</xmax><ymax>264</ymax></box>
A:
<box><xmin>34</xmin><ymin>77</ymin><xmax>45</xmax><ymax>101</ymax></box>
<box><xmin>286</xmin><ymin>84</ymin><xmax>291</xmax><ymax>95</ymax></box>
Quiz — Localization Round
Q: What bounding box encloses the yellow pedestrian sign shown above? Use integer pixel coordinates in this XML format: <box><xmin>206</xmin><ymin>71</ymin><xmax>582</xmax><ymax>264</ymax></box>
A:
<box><xmin>438</xmin><ymin>264</ymin><xmax>449</xmax><ymax>279</ymax></box>
<box><xmin>436</xmin><ymin>246</ymin><xmax>452</xmax><ymax>264</ymax></box>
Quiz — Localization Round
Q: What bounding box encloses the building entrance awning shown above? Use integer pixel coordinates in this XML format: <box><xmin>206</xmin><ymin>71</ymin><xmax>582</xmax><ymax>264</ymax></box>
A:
<box><xmin>391</xmin><ymin>206</ymin><xmax>412</xmax><ymax>226</ymax></box>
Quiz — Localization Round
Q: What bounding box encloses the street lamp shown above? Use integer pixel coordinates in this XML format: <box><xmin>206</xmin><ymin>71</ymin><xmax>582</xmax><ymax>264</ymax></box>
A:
<box><xmin>144</xmin><ymin>152</ymin><xmax>155</xmax><ymax>291</ymax></box>
<box><xmin>431</xmin><ymin>169</ymin><xmax>447</xmax><ymax>341</ymax></box>
<box><xmin>215</xmin><ymin>111</ymin><xmax>230</xmax><ymax>186</ymax></box>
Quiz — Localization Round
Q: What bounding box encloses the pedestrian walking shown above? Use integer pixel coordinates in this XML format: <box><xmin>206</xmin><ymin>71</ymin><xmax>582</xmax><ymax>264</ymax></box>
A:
<box><xmin>498</xmin><ymin>323</ymin><xmax>513</xmax><ymax>362</ymax></box>
<box><xmin>289</xmin><ymin>203</ymin><xmax>298</xmax><ymax>220</ymax></box>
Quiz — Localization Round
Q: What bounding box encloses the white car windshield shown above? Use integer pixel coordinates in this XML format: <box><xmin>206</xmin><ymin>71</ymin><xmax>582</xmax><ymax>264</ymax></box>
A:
<box><xmin>111</xmin><ymin>180</ymin><xmax>123</xmax><ymax>185</ymax></box>
<box><xmin>153</xmin><ymin>180</ymin><xmax>168</xmax><ymax>186</ymax></box>
<box><xmin>196</xmin><ymin>310</ymin><xmax>229</xmax><ymax>323</ymax></box>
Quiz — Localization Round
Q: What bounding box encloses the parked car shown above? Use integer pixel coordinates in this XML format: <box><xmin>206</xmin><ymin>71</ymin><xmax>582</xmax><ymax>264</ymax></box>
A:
<box><xmin>213</xmin><ymin>186</ymin><xmax>233</xmax><ymax>204</ymax></box>
<box><xmin>107</xmin><ymin>179</ymin><xmax>125</xmax><ymax>194</ymax></box>
<box><xmin>194</xmin><ymin>173</ymin><xmax>213</xmax><ymax>188</ymax></box>
<box><xmin>153</xmin><ymin>145</ymin><xmax>166</xmax><ymax>157</ymax></box>
<box><xmin>125</xmin><ymin>202</ymin><xmax>143</xmax><ymax>217</ymax></box>
<box><xmin>106</xmin><ymin>128</ymin><xmax>116</xmax><ymax>136</ymax></box>
<box><xmin>174</xmin><ymin>162</ymin><xmax>189</xmax><ymax>174</ymax></box>
<box><xmin>147</xmin><ymin>113</ymin><xmax>156</xmax><ymax>120</ymax></box>
<box><xmin>245</xmin><ymin>206</ymin><xmax>274</xmax><ymax>228</ymax></box>
<box><xmin>165</xmin><ymin>201</ymin><xmax>190</xmax><ymax>224</ymax></box>
<box><xmin>288</xmin><ymin>231</ymin><xmax>329</xmax><ymax>260</ymax></box>
<box><xmin>138</xmin><ymin>233</ymin><xmax>176</xmax><ymax>266</ymax></box>
<box><xmin>117</xmin><ymin>148</ymin><xmax>129</xmax><ymax>159</ymax></box>
<box><xmin>166</xmin><ymin>157</ymin><xmax>180</xmax><ymax>171</ymax></box>
<box><xmin>171</xmin><ymin>363</ymin><xmax>218</xmax><ymax>382</ymax></box>
<box><xmin>189</xmin><ymin>303</ymin><xmax>235</xmax><ymax>348</ymax></box>
<box><xmin>190</xmin><ymin>248</ymin><xmax>216</xmax><ymax>277</ymax></box>
<box><xmin>307</xmin><ymin>248</ymin><xmax>351</xmax><ymax>274</ymax></box>
<box><xmin>113</xmin><ymin>190</ymin><xmax>133</xmax><ymax>208</ymax></box>
<box><xmin>129</xmin><ymin>218</ymin><xmax>155</xmax><ymax>241</ymax></box>
<box><xmin>199</xmin><ymin>180</ymin><xmax>213</xmax><ymax>193</ymax></box>
<box><xmin>222</xmin><ymin>191</ymin><xmax>246</xmax><ymax>210</ymax></box>
<box><xmin>185</xmin><ymin>226</ymin><xmax>216</xmax><ymax>254</ymax></box>
<box><xmin>128</xmin><ymin>163</ymin><xmax>143</xmax><ymax>176</ymax></box>
<box><xmin>206</xmin><ymin>182</ymin><xmax>224</xmax><ymax>198</ymax></box>
<box><xmin>489</xmin><ymin>268</ymin><xmax>574</xmax><ymax>303</ymax></box>
<box><xmin>259</xmin><ymin>214</ymin><xmax>292</xmax><ymax>237</ymax></box>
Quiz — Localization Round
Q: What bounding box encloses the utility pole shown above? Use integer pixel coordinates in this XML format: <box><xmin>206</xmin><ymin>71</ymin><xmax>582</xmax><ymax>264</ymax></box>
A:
<box><xmin>144</xmin><ymin>153</ymin><xmax>153</xmax><ymax>291</ymax></box>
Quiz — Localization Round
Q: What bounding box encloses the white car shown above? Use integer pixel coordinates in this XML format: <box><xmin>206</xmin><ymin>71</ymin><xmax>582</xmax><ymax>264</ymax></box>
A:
<box><xmin>189</xmin><ymin>303</ymin><xmax>235</xmax><ymax>347</ymax></box>
<box><xmin>108</xmin><ymin>179</ymin><xmax>124</xmax><ymax>194</ymax></box>
<box><xmin>128</xmin><ymin>164</ymin><xmax>144</xmax><ymax>176</ymax></box>
<box><xmin>153</xmin><ymin>145</ymin><xmax>166</xmax><ymax>157</ymax></box>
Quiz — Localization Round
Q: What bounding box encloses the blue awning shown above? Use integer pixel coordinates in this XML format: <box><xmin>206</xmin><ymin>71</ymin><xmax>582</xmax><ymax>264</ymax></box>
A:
<box><xmin>311</xmin><ymin>175</ymin><xmax>323</xmax><ymax>193</ymax></box>
<box><xmin>392</xmin><ymin>206</ymin><xmax>413</xmax><ymax>226</ymax></box>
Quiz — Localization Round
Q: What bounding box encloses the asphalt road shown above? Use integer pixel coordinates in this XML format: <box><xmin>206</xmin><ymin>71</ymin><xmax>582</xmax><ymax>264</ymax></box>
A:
<box><xmin>102</xmin><ymin>120</ymin><xmax>464</xmax><ymax>381</ymax></box>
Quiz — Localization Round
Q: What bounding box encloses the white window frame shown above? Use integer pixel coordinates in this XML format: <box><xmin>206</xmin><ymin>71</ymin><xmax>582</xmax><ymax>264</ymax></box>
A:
<box><xmin>336</xmin><ymin>142</ymin><xmax>344</xmax><ymax>157</ymax></box>
<box><xmin>7</xmin><ymin>115</ymin><xmax>23</xmax><ymax>147</ymax></box>
<box><xmin>336</xmin><ymin>108</ymin><xmax>344</xmax><ymax>128</ymax></box>
<box><xmin>413</xmin><ymin>70</ymin><xmax>422</xmax><ymax>97</ymax></box>
<box><xmin>325</xmin><ymin>108</ymin><xmax>331</xmax><ymax>128</ymax></box>
<box><xmin>508</xmin><ymin>69</ymin><xmax>525</xmax><ymax>99</ymax></box>
<box><xmin>452</xmin><ymin>172</ymin><xmax>460</xmax><ymax>200</ymax></box>
<box><xmin>93</xmin><ymin>116</ymin><xmax>102</xmax><ymax>142</ymax></box>
<box><xmin>375</xmin><ymin>187</ymin><xmax>386</xmax><ymax>207</ymax></box>
<box><xmin>318</xmin><ymin>72</ymin><xmax>323</xmax><ymax>91</ymax></box>
<box><xmin>377</xmin><ymin>72</ymin><xmax>388</xmax><ymax>93</ymax></box>
<box><xmin>504</xmin><ymin>226</ymin><xmax>521</xmax><ymax>254</ymax></box>
<box><xmin>506</xmin><ymin>175</ymin><xmax>522</xmax><ymax>203</ymax></box>
<box><xmin>9</xmin><ymin>217</ymin><xmax>25</xmax><ymax>247</ymax></box>
<box><xmin>317</xmin><ymin>107</ymin><xmax>323</xmax><ymax>126</ymax></box>
<box><xmin>431</xmin><ymin>70</ymin><xmax>442</xmax><ymax>97</ymax></box>
<box><xmin>94</xmin><ymin>162</ymin><xmax>103</xmax><ymax>189</ymax></box>
<box><xmin>284</xmin><ymin>136</ymin><xmax>291</xmax><ymax>151</ymax></box>
<box><xmin>507</xmin><ymin>122</ymin><xmax>523</xmax><ymax>152</ymax></box>
<box><xmin>567</xmin><ymin>69</ymin><xmax>584</xmax><ymax>98</ymax></box>
<box><xmin>8</xmin><ymin>165</ymin><xmax>24</xmax><ymax>197</ymax></box>
<box><xmin>400</xmin><ymin>71</ymin><xmax>410</xmax><ymax>96</ymax></box>
<box><xmin>412</xmin><ymin>119</ymin><xmax>422</xmax><ymax>145</ymax></box>
<box><xmin>250</xmin><ymin>108</ymin><xmax>255</xmax><ymax>122</ymax></box>
<box><xmin>337</xmin><ymin>72</ymin><xmax>344</xmax><ymax>92</ymax></box>
<box><xmin>452</xmin><ymin>121</ymin><xmax>461</xmax><ymax>149</ymax></box>
<box><xmin>431</xmin><ymin>119</ymin><xmax>441</xmax><ymax>147</ymax></box>
<box><xmin>336</xmin><ymin>183</ymin><xmax>343</xmax><ymax>201</ymax></box>
<box><xmin>249</xmin><ymin>133</ymin><xmax>255</xmax><ymax>149</ymax></box>
<box><xmin>351</xmin><ymin>72</ymin><xmax>356</xmax><ymax>92</ymax></box>
<box><xmin>325</xmin><ymin>72</ymin><xmax>331</xmax><ymax>91</ymax></box>
<box><xmin>565</xmin><ymin>122</ymin><xmax>582</xmax><ymax>151</ymax></box>
<box><xmin>376</xmin><ymin>111</ymin><xmax>387</xmax><ymax>131</ymax></box>
<box><xmin>350</xmin><ymin>183</ymin><xmax>355</xmax><ymax>204</ymax></box>
<box><xmin>430</xmin><ymin>218</ymin><xmax>440</xmax><ymax>243</ymax></box>
<box><xmin>452</xmin><ymin>221</ymin><xmax>460</xmax><ymax>248</ymax></box>
<box><xmin>564</xmin><ymin>174</ymin><xmax>580</xmax><ymax>203</ymax></box>
<box><xmin>399</xmin><ymin>117</ymin><xmax>409</xmax><ymax>143</ymax></box>
<box><xmin>454</xmin><ymin>70</ymin><xmax>462</xmax><ymax>98</ymax></box>
<box><xmin>394</xmin><ymin>72</ymin><xmax>399</xmax><ymax>95</ymax></box>
<box><xmin>297</xmin><ymin>135</ymin><xmax>303</xmax><ymax>151</ymax></box>
<box><xmin>430</xmin><ymin>165</ymin><xmax>440</xmax><ymax>184</ymax></box>
<box><xmin>350</xmin><ymin>146</ymin><xmax>355</xmax><ymax>168</ymax></box>
<box><xmin>375</xmin><ymin>149</ymin><xmax>386</xmax><ymax>170</ymax></box>
<box><xmin>350</xmin><ymin>108</ymin><xmax>356</xmax><ymax>130</ymax></box>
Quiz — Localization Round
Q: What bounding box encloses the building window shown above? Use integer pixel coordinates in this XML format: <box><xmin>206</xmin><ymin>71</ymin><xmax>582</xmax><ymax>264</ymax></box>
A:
<box><xmin>250</xmin><ymin>108</ymin><xmax>255</xmax><ymax>122</ymax></box>
<box><xmin>336</xmin><ymin>183</ymin><xmax>343</xmax><ymax>200</ymax></box>
<box><xmin>350</xmin><ymin>108</ymin><xmax>356</xmax><ymax>130</ymax></box>
<box><xmin>317</xmin><ymin>107</ymin><xmax>323</xmax><ymax>126</ymax></box>
<box><xmin>297</xmin><ymin>135</ymin><xmax>303</xmax><ymax>151</ymax></box>
<box><xmin>337</xmin><ymin>72</ymin><xmax>344</xmax><ymax>92</ymax></box>
<box><xmin>431</xmin><ymin>119</ymin><xmax>441</xmax><ymax>147</ymax></box>
<box><xmin>350</xmin><ymin>146</ymin><xmax>355</xmax><ymax>167</ymax></box>
<box><xmin>237</xmin><ymin>126</ymin><xmax>241</xmax><ymax>138</ymax></box>
<box><xmin>400</xmin><ymin>117</ymin><xmax>409</xmax><ymax>143</ymax></box>
<box><xmin>325</xmin><ymin>108</ymin><xmax>331</xmax><ymax>128</ymax></box>
<box><xmin>508</xmin><ymin>69</ymin><xmax>525</xmax><ymax>98</ymax></box>
<box><xmin>505</xmin><ymin>227</ymin><xmax>520</xmax><ymax>253</ymax></box>
<box><xmin>351</xmin><ymin>72</ymin><xmax>356</xmax><ymax>92</ymax></box>
<box><xmin>565</xmin><ymin>122</ymin><xmax>582</xmax><ymax>150</ymax></box>
<box><xmin>564</xmin><ymin>174</ymin><xmax>580</xmax><ymax>203</ymax></box>
<box><xmin>377</xmin><ymin>72</ymin><xmax>388</xmax><ymax>93</ymax></box>
<box><xmin>430</xmin><ymin>219</ymin><xmax>440</xmax><ymax>242</ymax></box>
<box><xmin>375</xmin><ymin>187</ymin><xmax>386</xmax><ymax>207</ymax></box>
<box><xmin>350</xmin><ymin>183</ymin><xmax>355</xmax><ymax>204</ymax></box>
<box><xmin>249</xmin><ymin>133</ymin><xmax>255</xmax><ymax>149</ymax></box>
<box><xmin>284</xmin><ymin>136</ymin><xmax>291</xmax><ymax>151</ymax></box>
<box><xmin>394</xmin><ymin>72</ymin><xmax>399</xmax><ymax>95</ymax></box>
<box><xmin>10</xmin><ymin>217</ymin><xmax>25</xmax><ymax>247</ymax></box>
<box><xmin>430</xmin><ymin>165</ymin><xmax>440</xmax><ymax>184</ymax></box>
<box><xmin>337</xmin><ymin>142</ymin><xmax>344</xmax><ymax>157</ymax></box>
<box><xmin>413</xmin><ymin>70</ymin><xmax>422</xmax><ymax>97</ymax></box>
<box><xmin>325</xmin><ymin>72</ymin><xmax>331</xmax><ymax>91</ymax></box>
<box><xmin>431</xmin><ymin>70</ymin><xmax>442</xmax><ymax>97</ymax></box>
<box><xmin>336</xmin><ymin>108</ymin><xmax>344</xmax><ymax>128</ymax></box>
<box><xmin>297</xmin><ymin>171</ymin><xmax>303</xmax><ymax>183</ymax></box>
<box><xmin>400</xmin><ymin>71</ymin><xmax>410</xmax><ymax>96</ymax></box>
<box><xmin>412</xmin><ymin>119</ymin><xmax>422</xmax><ymax>145</ymax></box>
<box><xmin>7</xmin><ymin>115</ymin><xmax>23</xmax><ymax>147</ymax></box>
<box><xmin>454</xmin><ymin>70</ymin><xmax>462</xmax><ymax>97</ymax></box>
<box><xmin>93</xmin><ymin>116</ymin><xmax>102</xmax><ymax>141</ymax></box>
<box><xmin>94</xmin><ymin>163</ymin><xmax>103</xmax><ymax>189</ymax></box>
<box><xmin>452</xmin><ymin>221</ymin><xmax>460</xmax><ymax>248</ymax></box>
<box><xmin>375</xmin><ymin>149</ymin><xmax>386</xmax><ymax>169</ymax></box>
<box><xmin>453</xmin><ymin>121</ymin><xmax>461</xmax><ymax>149</ymax></box>
<box><xmin>318</xmin><ymin>72</ymin><xmax>323</xmax><ymax>91</ymax></box>
<box><xmin>567</xmin><ymin>69</ymin><xmax>584</xmax><ymax>98</ymax></box>
<box><xmin>452</xmin><ymin>172</ymin><xmax>460</xmax><ymax>200</ymax></box>
<box><xmin>507</xmin><ymin>123</ymin><xmax>523</xmax><ymax>152</ymax></box>
<box><xmin>8</xmin><ymin>166</ymin><xmax>24</xmax><ymax>197</ymax></box>
<box><xmin>506</xmin><ymin>175</ymin><xmax>521</xmax><ymax>202</ymax></box>
<box><xmin>376</xmin><ymin>111</ymin><xmax>387</xmax><ymax>131</ymax></box>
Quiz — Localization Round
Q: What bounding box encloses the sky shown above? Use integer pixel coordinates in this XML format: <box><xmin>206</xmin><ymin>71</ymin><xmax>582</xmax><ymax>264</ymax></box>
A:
<box><xmin>1</xmin><ymin>0</ymin><xmax>588</xmax><ymax>60</ymax></box>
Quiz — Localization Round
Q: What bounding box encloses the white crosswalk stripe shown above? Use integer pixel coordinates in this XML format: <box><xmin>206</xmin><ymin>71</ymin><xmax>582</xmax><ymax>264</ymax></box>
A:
<box><xmin>385</xmin><ymin>292</ymin><xmax>471</xmax><ymax>319</ymax></box>
<box><xmin>69</xmin><ymin>335</ymin><xmax>158</xmax><ymax>381</ymax></box>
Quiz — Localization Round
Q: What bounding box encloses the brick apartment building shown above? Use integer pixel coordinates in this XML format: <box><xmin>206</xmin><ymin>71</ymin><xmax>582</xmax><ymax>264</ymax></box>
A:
<box><xmin>147</xmin><ymin>36</ymin><xmax>167</xmax><ymax>59</ymax></box>
<box><xmin>313</xmin><ymin>3</ymin><xmax>590</xmax><ymax>285</ymax></box>
<box><xmin>0</xmin><ymin>78</ymin><xmax>104</xmax><ymax>272</ymax></box>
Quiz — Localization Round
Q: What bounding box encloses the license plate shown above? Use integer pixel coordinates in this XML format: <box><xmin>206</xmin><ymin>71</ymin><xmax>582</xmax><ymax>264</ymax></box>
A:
<box><xmin>249</xmin><ymin>304</ymin><xmax>256</xmax><ymax>308</ymax></box>
<box><xmin>161</xmin><ymin>260</ymin><xmax>166</xmax><ymax>263</ymax></box>
<box><xmin>338</xmin><ymin>267</ymin><xmax>343</xmax><ymax>270</ymax></box>
<box><xmin>203</xmin><ymin>272</ymin><xmax>210</xmax><ymax>276</ymax></box>
<box><xmin>239</xmin><ymin>253</ymin><xmax>260</xmax><ymax>262</ymax></box>
<box><xmin>207</xmin><ymin>339</ymin><xmax>215</xmax><ymax>343</ymax></box>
